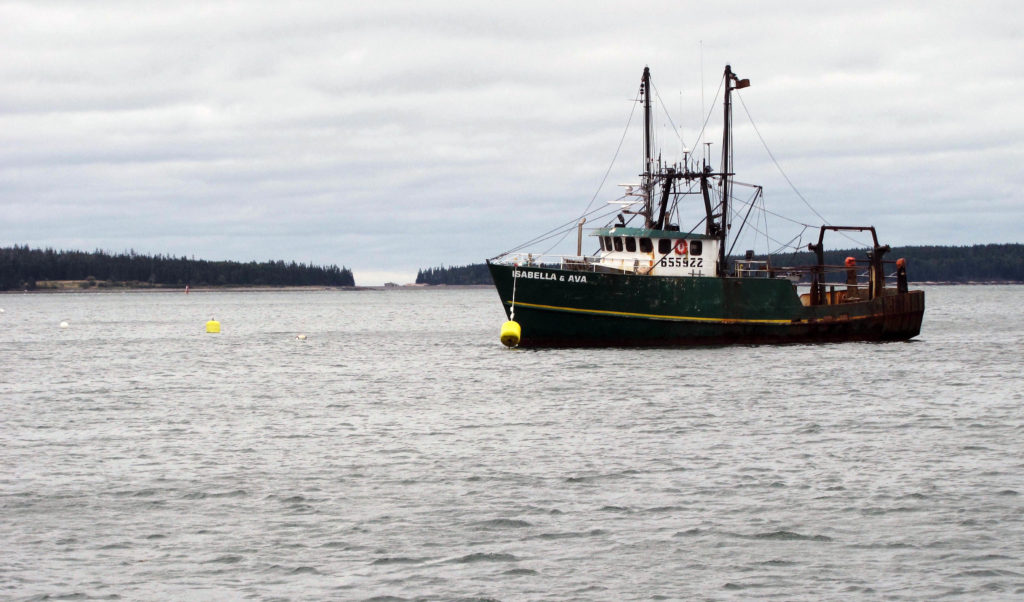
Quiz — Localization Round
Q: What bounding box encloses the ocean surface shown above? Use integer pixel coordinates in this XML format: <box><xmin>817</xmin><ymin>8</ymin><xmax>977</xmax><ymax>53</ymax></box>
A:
<box><xmin>2</xmin><ymin>285</ymin><xmax>1022</xmax><ymax>600</ymax></box>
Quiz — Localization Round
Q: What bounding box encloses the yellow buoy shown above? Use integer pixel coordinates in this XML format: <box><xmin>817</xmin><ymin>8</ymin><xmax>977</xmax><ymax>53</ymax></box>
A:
<box><xmin>206</xmin><ymin>318</ymin><xmax>221</xmax><ymax>333</ymax></box>
<box><xmin>500</xmin><ymin>320</ymin><xmax>521</xmax><ymax>348</ymax></box>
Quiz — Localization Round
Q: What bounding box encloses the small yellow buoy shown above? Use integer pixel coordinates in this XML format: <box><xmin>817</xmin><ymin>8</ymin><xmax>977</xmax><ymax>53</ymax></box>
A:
<box><xmin>206</xmin><ymin>318</ymin><xmax>221</xmax><ymax>333</ymax></box>
<box><xmin>59</xmin><ymin>320</ymin><xmax>69</xmax><ymax>329</ymax></box>
<box><xmin>296</xmin><ymin>334</ymin><xmax>307</xmax><ymax>340</ymax></box>
<box><xmin>500</xmin><ymin>320</ymin><xmax>521</xmax><ymax>348</ymax></box>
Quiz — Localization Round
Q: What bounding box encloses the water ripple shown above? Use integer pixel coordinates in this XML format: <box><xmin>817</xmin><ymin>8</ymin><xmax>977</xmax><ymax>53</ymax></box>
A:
<box><xmin>3</xmin><ymin>286</ymin><xmax>1022</xmax><ymax>600</ymax></box>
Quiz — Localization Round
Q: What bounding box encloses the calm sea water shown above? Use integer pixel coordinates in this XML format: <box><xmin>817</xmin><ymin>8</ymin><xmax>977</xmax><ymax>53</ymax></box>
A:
<box><xmin>2</xmin><ymin>286</ymin><xmax>1022</xmax><ymax>600</ymax></box>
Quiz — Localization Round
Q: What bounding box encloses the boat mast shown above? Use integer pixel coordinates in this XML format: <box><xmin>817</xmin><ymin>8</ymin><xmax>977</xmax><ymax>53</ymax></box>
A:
<box><xmin>719</xmin><ymin>65</ymin><xmax>749</xmax><ymax>274</ymax></box>
<box><xmin>642</xmin><ymin>66</ymin><xmax>654</xmax><ymax>228</ymax></box>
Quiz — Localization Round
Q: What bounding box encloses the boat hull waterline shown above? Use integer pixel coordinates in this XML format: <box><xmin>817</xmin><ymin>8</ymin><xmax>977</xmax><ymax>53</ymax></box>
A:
<box><xmin>489</xmin><ymin>263</ymin><xmax>924</xmax><ymax>347</ymax></box>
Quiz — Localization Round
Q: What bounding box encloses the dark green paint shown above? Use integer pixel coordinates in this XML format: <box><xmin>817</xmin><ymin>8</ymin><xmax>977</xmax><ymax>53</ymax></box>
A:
<box><xmin>488</xmin><ymin>263</ymin><xmax>924</xmax><ymax>347</ymax></box>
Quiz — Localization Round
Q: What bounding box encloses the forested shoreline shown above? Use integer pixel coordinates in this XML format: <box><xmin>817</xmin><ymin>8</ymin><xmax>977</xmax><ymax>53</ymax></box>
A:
<box><xmin>416</xmin><ymin>244</ymin><xmax>1024</xmax><ymax>285</ymax></box>
<box><xmin>415</xmin><ymin>264</ymin><xmax>493</xmax><ymax>286</ymax></box>
<box><xmin>5</xmin><ymin>243</ymin><xmax>1020</xmax><ymax>291</ymax></box>
<box><xmin>1</xmin><ymin>246</ymin><xmax>354</xmax><ymax>290</ymax></box>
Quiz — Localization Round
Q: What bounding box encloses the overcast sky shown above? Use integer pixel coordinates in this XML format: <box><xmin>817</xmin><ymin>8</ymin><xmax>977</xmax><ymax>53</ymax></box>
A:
<box><xmin>2</xmin><ymin>1</ymin><xmax>1021</xmax><ymax>284</ymax></box>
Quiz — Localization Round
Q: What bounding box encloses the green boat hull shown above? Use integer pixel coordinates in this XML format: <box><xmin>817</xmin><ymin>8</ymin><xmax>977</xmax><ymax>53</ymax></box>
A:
<box><xmin>488</xmin><ymin>263</ymin><xmax>924</xmax><ymax>347</ymax></box>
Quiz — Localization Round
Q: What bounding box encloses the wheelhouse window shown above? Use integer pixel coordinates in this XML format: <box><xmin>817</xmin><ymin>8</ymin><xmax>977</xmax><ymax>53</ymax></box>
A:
<box><xmin>658</xmin><ymin>239</ymin><xmax>671</xmax><ymax>254</ymax></box>
<box><xmin>613</xmin><ymin>237</ymin><xmax>623</xmax><ymax>252</ymax></box>
<box><xmin>690</xmin><ymin>240</ymin><xmax>703</xmax><ymax>255</ymax></box>
<box><xmin>603</xmin><ymin>236</ymin><xmax>612</xmax><ymax>251</ymax></box>
<box><xmin>639</xmin><ymin>238</ymin><xmax>653</xmax><ymax>253</ymax></box>
<box><xmin>625</xmin><ymin>237</ymin><xmax>637</xmax><ymax>252</ymax></box>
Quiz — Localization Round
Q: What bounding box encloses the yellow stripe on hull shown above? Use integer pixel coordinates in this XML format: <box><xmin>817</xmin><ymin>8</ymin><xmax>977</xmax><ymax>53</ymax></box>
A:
<box><xmin>506</xmin><ymin>300</ymin><xmax>874</xmax><ymax>326</ymax></box>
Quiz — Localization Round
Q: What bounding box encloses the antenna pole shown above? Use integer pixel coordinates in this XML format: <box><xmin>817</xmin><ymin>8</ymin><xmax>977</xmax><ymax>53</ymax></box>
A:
<box><xmin>720</xmin><ymin>66</ymin><xmax>733</xmax><ymax>274</ymax></box>
<box><xmin>719</xmin><ymin>65</ymin><xmax>749</xmax><ymax>275</ymax></box>
<box><xmin>642</xmin><ymin>67</ymin><xmax>653</xmax><ymax>228</ymax></box>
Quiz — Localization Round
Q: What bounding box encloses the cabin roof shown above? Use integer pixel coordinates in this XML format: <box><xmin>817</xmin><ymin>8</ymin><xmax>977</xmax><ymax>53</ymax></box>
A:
<box><xmin>592</xmin><ymin>227</ymin><xmax>716</xmax><ymax>240</ymax></box>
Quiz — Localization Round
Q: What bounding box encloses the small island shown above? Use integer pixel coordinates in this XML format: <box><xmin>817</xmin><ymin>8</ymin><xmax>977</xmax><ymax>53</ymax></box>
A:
<box><xmin>1</xmin><ymin>246</ymin><xmax>354</xmax><ymax>291</ymax></box>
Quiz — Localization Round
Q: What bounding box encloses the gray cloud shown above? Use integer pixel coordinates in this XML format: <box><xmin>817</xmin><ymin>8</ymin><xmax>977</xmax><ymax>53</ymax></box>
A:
<box><xmin>1</xmin><ymin>1</ymin><xmax>1021</xmax><ymax>284</ymax></box>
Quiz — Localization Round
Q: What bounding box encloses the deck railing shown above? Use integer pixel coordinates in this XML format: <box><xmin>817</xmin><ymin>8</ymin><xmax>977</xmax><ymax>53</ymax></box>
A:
<box><xmin>496</xmin><ymin>254</ymin><xmax>600</xmax><ymax>271</ymax></box>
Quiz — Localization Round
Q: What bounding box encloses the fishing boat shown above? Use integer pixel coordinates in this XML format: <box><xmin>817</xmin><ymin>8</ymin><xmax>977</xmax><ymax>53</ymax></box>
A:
<box><xmin>487</xmin><ymin>65</ymin><xmax>924</xmax><ymax>347</ymax></box>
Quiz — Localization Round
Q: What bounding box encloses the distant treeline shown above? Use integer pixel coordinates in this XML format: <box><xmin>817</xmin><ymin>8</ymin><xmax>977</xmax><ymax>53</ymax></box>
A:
<box><xmin>416</xmin><ymin>263</ymin><xmax>493</xmax><ymax>285</ymax></box>
<box><xmin>1</xmin><ymin>246</ymin><xmax>355</xmax><ymax>290</ymax></box>
<box><xmin>416</xmin><ymin>244</ymin><xmax>1024</xmax><ymax>285</ymax></box>
<box><xmin>766</xmin><ymin>243</ymin><xmax>1024</xmax><ymax>283</ymax></box>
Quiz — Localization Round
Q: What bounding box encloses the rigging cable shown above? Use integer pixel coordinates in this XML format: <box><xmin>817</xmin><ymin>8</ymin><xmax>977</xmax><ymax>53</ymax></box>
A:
<box><xmin>773</xmin><ymin>228</ymin><xmax>811</xmax><ymax>257</ymax></box>
<box><xmin>727</xmin><ymin>192</ymin><xmax>810</xmax><ymax>254</ymax></box>
<box><xmin>726</xmin><ymin>187</ymin><xmax>763</xmax><ymax>259</ymax></box>
<box><xmin>693</xmin><ymin>78</ymin><xmax>724</xmax><ymax>171</ymax></box>
<box><xmin>492</xmin><ymin>80</ymin><xmax>645</xmax><ymax>260</ymax></box>
<box><xmin>490</xmin><ymin>200</ymin><xmax>625</xmax><ymax>260</ymax></box>
<box><xmin>580</xmin><ymin>87</ymin><xmax>641</xmax><ymax>220</ymax></box>
<box><xmin>759</xmin><ymin>188</ymin><xmax>772</xmax><ymax>260</ymax></box>
<box><xmin>735</xmin><ymin>92</ymin><xmax>827</xmax><ymax>225</ymax></box>
<box><xmin>539</xmin><ymin>85</ymin><xmax>644</xmax><ymax>255</ymax></box>
<box><xmin>735</xmin><ymin>92</ymin><xmax>869</xmax><ymax>249</ymax></box>
<box><xmin>490</xmin><ymin>121</ymin><xmax>642</xmax><ymax>259</ymax></box>
<box><xmin>652</xmin><ymin>82</ymin><xmax>686</xmax><ymax>150</ymax></box>
<box><xmin>732</xmin><ymin>182</ymin><xmax>773</xmax><ymax>259</ymax></box>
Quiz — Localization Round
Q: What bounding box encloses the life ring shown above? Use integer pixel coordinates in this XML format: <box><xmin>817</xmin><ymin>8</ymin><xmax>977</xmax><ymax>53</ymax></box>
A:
<box><xmin>673</xmin><ymin>239</ymin><xmax>688</xmax><ymax>255</ymax></box>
